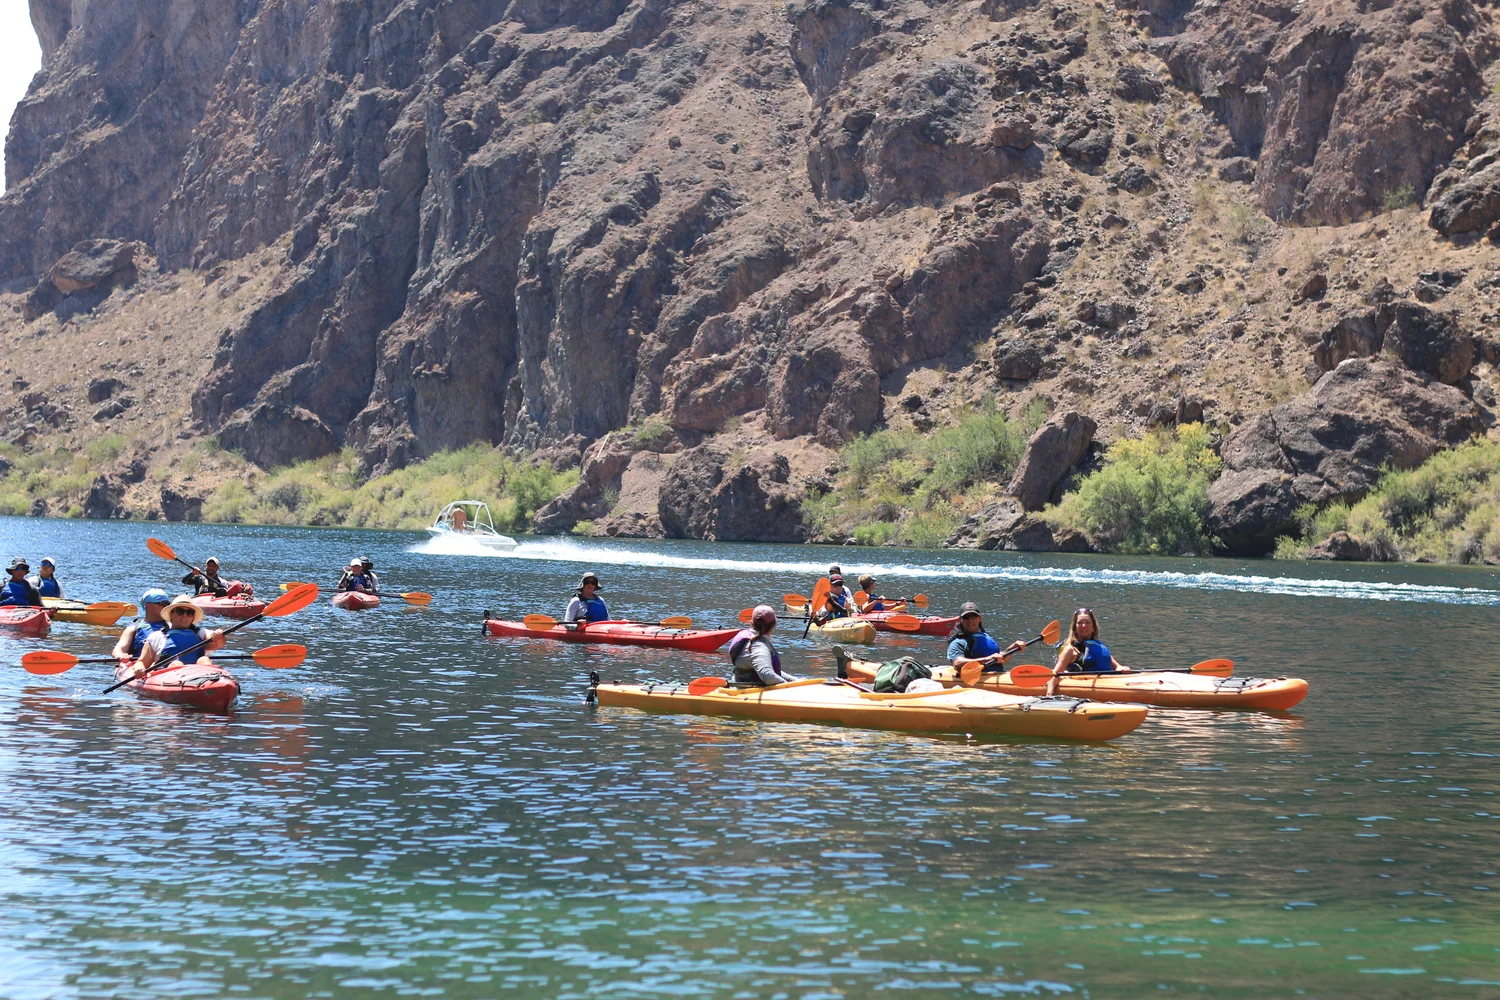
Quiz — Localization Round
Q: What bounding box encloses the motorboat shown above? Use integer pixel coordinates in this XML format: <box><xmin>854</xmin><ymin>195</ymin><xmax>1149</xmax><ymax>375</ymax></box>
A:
<box><xmin>427</xmin><ymin>500</ymin><xmax>518</xmax><ymax>551</ymax></box>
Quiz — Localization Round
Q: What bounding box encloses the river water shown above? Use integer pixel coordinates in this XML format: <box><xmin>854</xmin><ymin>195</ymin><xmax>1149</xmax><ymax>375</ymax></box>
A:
<box><xmin>0</xmin><ymin>516</ymin><xmax>1496</xmax><ymax>998</ymax></box>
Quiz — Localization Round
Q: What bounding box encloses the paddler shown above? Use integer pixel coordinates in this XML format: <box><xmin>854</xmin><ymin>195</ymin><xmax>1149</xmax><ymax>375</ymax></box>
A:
<box><xmin>182</xmin><ymin>557</ymin><xmax>229</xmax><ymax>597</ymax></box>
<box><xmin>1047</xmin><ymin>608</ymin><xmax>1130</xmax><ymax>695</ymax></box>
<box><xmin>359</xmin><ymin>556</ymin><xmax>380</xmax><ymax>595</ymax></box>
<box><xmin>814</xmin><ymin>573</ymin><xmax>855</xmax><ymax>623</ymax></box>
<box><xmin>1</xmin><ymin>558</ymin><xmax>43</xmax><ymax>607</ymax></box>
<box><xmin>730</xmin><ymin>605</ymin><xmax>795</xmax><ymax>687</ymax></box>
<box><xmin>29</xmin><ymin>557</ymin><xmax>63</xmax><ymax>599</ymax></box>
<box><xmin>855</xmin><ymin>574</ymin><xmax>899</xmax><ymax>613</ymax></box>
<box><xmin>336</xmin><ymin>558</ymin><xmax>373</xmax><ymax>593</ymax></box>
<box><xmin>948</xmin><ymin>602</ymin><xmax>1023</xmax><ymax>675</ymax></box>
<box><xmin>564</xmin><ymin>572</ymin><xmax>609</xmax><ymax>624</ymax></box>
<box><xmin>111</xmin><ymin>589</ymin><xmax>170</xmax><ymax>660</ymax></box>
<box><xmin>133</xmin><ymin>595</ymin><xmax>226</xmax><ymax>673</ymax></box>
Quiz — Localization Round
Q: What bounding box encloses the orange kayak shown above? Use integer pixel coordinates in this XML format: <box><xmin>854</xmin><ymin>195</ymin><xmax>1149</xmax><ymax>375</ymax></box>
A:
<box><xmin>192</xmin><ymin>594</ymin><xmax>266</xmax><ymax>620</ymax></box>
<box><xmin>0</xmin><ymin>606</ymin><xmax>51</xmax><ymax>635</ymax></box>
<box><xmin>486</xmin><ymin>618</ymin><xmax>738</xmax><ymax>653</ymax></box>
<box><xmin>841</xmin><ymin>657</ymin><xmax>1308</xmax><ymax>711</ymax></box>
<box><xmin>332</xmin><ymin>591</ymin><xmax>381</xmax><ymax>611</ymax></box>
<box><xmin>114</xmin><ymin>658</ymin><xmax>240</xmax><ymax>713</ymax></box>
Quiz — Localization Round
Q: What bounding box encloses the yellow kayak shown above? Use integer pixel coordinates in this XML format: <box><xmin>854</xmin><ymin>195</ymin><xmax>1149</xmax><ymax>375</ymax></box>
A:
<box><xmin>42</xmin><ymin>598</ymin><xmax>136</xmax><ymax>627</ymax></box>
<box><xmin>805</xmin><ymin>618</ymin><xmax>876</xmax><ymax>644</ymax></box>
<box><xmin>592</xmin><ymin>678</ymin><xmax>1146</xmax><ymax>741</ymax></box>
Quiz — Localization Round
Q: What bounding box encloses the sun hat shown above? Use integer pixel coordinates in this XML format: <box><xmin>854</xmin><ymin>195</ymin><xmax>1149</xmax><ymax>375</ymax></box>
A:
<box><xmin>752</xmin><ymin>604</ymin><xmax>777</xmax><ymax>629</ymax></box>
<box><xmin>579</xmin><ymin>572</ymin><xmax>602</xmax><ymax>590</ymax></box>
<box><xmin>161</xmin><ymin>595</ymin><xmax>204</xmax><ymax>626</ymax></box>
<box><xmin>7</xmin><ymin>558</ymin><xmax>29</xmax><ymax>573</ymax></box>
<box><xmin>359</xmin><ymin>556</ymin><xmax>373</xmax><ymax>567</ymax></box>
<box><xmin>140</xmin><ymin>588</ymin><xmax>170</xmax><ymax>606</ymax></box>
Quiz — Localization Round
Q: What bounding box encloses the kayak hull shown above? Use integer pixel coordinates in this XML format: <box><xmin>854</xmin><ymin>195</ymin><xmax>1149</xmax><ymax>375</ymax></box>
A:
<box><xmin>191</xmin><ymin>594</ymin><xmax>266</xmax><ymax>620</ymax></box>
<box><xmin>0</xmin><ymin>607</ymin><xmax>51</xmax><ymax>635</ymax></box>
<box><xmin>842</xmin><ymin>658</ymin><xmax>1308</xmax><ymax>711</ymax></box>
<box><xmin>806</xmin><ymin>619</ymin><xmax>877</xmax><ymax>644</ymax></box>
<box><xmin>332</xmin><ymin>591</ymin><xmax>381</xmax><ymax>611</ymax></box>
<box><xmin>857</xmin><ymin>611</ymin><xmax>959</xmax><ymax>636</ymax></box>
<box><xmin>594</xmin><ymin>680</ymin><xmax>1146</xmax><ymax>742</ymax></box>
<box><xmin>41</xmin><ymin>598</ymin><xmax>127</xmax><ymax>626</ymax></box>
<box><xmin>485</xmin><ymin>619</ymin><xmax>738</xmax><ymax>653</ymax></box>
<box><xmin>114</xmin><ymin>659</ymin><xmax>240</xmax><ymax>713</ymax></box>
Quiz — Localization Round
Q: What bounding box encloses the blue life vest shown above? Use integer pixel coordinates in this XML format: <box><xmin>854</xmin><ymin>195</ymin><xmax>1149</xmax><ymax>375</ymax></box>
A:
<box><xmin>156</xmin><ymin>627</ymin><xmax>208</xmax><ymax>665</ymax></box>
<box><xmin>955</xmin><ymin>629</ymin><xmax>1001</xmax><ymax>658</ymax></box>
<box><xmin>1072</xmin><ymin>639</ymin><xmax>1113</xmax><ymax>673</ymax></box>
<box><xmin>346</xmin><ymin>572</ymin><xmax>369</xmax><ymax>591</ymax></box>
<box><xmin>129</xmin><ymin>620</ymin><xmax>168</xmax><ymax>658</ymax></box>
<box><xmin>867</xmin><ymin>599</ymin><xmax>885</xmax><ymax>611</ymax></box>
<box><xmin>0</xmin><ymin>580</ymin><xmax>38</xmax><ymax>606</ymax></box>
<box><xmin>825</xmin><ymin>591</ymin><xmax>851</xmax><ymax>619</ymax></box>
<box><xmin>36</xmin><ymin>576</ymin><xmax>61</xmax><ymax>598</ymax></box>
<box><xmin>581</xmin><ymin>596</ymin><xmax>608</xmax><ymax>622</ymax></box>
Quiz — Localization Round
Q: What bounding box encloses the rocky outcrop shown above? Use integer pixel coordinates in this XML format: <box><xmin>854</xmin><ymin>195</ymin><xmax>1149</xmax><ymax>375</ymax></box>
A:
<box><xmin>82</xmin><ymin>476</ymin><xmax>126</xmax><ymax>519</ymax></box>
<box><xmin>1306</xmin><ymin>530</ymin><xmax>1374</xmax><ymax>562</ymax></box>
<box><xmin>159</xmin><ymin>484</ymin><xmax>204</xmax><ymax>523</ymax></box>
<box><xmin>1008</xmin><ymin>410</ymin><xmax>1096</xmax><ymax>510</ymax></box>
<box><xmin>1307</xmin><ymin>303</ymin><xmax>1475</xmax><ymax>385</ymax></box>
<box><xmin>1209</xmin><ymin>358</ymin><xmax>1483</xmax><ymax>554</ymax></box>
<box><xmin>533</xmin><ymin>434</ymin><xmax>637</xmax><ymax>534</ymax></box>
<box><xmin>945</xmin><ymin>497</ymin><xmax>1056</xmax><ymax>551</ymax></box>
<box><xmin>658</xmin><ymin>446</ymin><xmax>805</xmax><ymax>542</ymax></box>
<box><xmin>1156</xmin><ymin>1</ymin><xmax>1496</xmax><ymax>224</ymax></box>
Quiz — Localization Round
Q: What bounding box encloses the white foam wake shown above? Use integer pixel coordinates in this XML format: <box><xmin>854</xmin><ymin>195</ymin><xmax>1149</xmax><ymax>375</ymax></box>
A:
<box><xmin>406</xmin><ymin>536</ymin><xmax>1500</xmax><ymax>606</ymax></box>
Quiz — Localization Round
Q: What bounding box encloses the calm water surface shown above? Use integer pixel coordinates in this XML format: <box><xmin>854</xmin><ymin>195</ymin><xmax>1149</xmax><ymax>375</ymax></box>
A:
<box><xmin>0</xmin><ymin>517</ymin><xmax>1497</xmax><ymax>998</ymax></box>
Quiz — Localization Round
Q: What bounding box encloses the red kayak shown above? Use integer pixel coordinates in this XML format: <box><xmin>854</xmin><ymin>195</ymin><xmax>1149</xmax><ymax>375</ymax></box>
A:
<box><xmin>857</xmin><ymin>610</ymin><xmax>959</xmax><ymax>636</ymax></box>
<box><xmin>192</xmin><ymin>593</ymin><xmax>267</xmax><ymax>620</ymax></box>
<box><xmin>332</xmin><ymin>591</ymin><xmax>381</xmax><ymax>611</ymax></box>
<box><xmin>485</xmin><ymin>618</ymin><xmax>738</xmax><ymax>653</ymax></box>
<box><xmin>114</xmin><ymin>658</ymin><xmax>240</xmax><ymax>713</ymax></box>
<box><xmin>0</xmin><ymin>606</ymin><xmax>51</xmax><ymax>636</ymax></box>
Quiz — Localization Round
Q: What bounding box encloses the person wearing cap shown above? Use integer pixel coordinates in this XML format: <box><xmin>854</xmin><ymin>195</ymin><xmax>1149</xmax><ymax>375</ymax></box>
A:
<box><xmin>133</xmin><ymin>595</ymin><xmax>226</xmax><ymax>672</ymax></box>
<box><xmin>1</xmin><ymin>558</ymin><xmax>43</xmax><ymax>607</ymax></box>
<box><xmin>729</xmin><ymin>604</ymin><xmax>794</xmax><ymax>687</ymax></box>
<box><xmin>359</xmin><ymin>557</ymin><xmax>380</xmax><ymax>595</ymax></box>
<box><xmin>112</xmin><ymin>589</ymin><xmax>171</xmax><ymax>660</ymax></box>
<box><xmin>336</xmin><ymin>558</ymin><xmax>373</xmax><ymax>594</ymax></box>
<box><xmin>564</xmin><ymin>572</ymin><xmax>609</xmax><ymax>624</ymax></box>
<box><xmin>815</xmin><ymin>574</ymin><xmax>856</xmax><ymax>623</ymax></box>
<box><xmin>29</xmin><ymin>557</ymin><xmax>63</xmax><ymax>599</ymax></box>
<box><xmin>946</xmin><ymin>603</ymin><xmax>1023</xmax><ymax>674</ymax></box>
<box><xmin>854</xmin><ymin>574</ymin><xmax>900</xmax><ymax>613</ymax></box>
<box><xmin>182</xmin><ymin>557</ymin><xmax>228</xmax><ymax>597</ymax></box>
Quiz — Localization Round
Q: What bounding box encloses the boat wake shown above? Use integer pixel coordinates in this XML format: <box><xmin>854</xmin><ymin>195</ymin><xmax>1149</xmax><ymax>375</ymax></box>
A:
<box><xmin>406</xmin><ymin>537</ymin><xmax>1500</xmax><ymax>606</ymax></box>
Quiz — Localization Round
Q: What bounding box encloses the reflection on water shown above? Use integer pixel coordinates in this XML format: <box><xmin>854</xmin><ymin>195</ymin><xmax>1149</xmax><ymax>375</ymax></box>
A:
<box><xmin>0</xmin><ymin>517</ymin><xmax>1497</xmax><ymax>997</ymax></box>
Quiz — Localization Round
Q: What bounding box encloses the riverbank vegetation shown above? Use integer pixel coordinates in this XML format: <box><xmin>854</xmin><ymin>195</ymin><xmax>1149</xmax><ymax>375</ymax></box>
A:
<box><xmin>802</xmin><ymin>401</ymin><xmax>1046</xmax><ymax>547</ymax></box>
<box><xmin>1272</xmin><ymin>438</ymin><xmax>1500</xmax><ymax>564</ymax></box>
<box><xmin>1043</xmin><ymin>423</ymin><xmax>1222</xmax><ymax>556</ymax></box>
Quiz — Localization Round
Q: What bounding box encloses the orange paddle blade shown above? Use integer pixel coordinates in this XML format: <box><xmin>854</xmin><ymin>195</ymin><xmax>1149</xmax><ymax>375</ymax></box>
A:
<box><xmin>279</xmin><ymin>581</ymin><xmax>308</xmax><ymax>592</ymax></box>
<box><xmin>959</xmin><ymin>661</ymin><xmax>983</xmax><ymax>687</ymax></box>
<box><xmin>810</xmin><ymin>577</ymin><xmax>831</xmax><ymax>612</ymax></box>
<box><xmin>885</xmin><ymin>613</ymin><xmax>923</xmax><ymax>632</ymax></box>
<box><xmin>783</xmin><ymin>593</ymin><xmax>808</xmax><ymax>607</ymax></box>
<box><xmin>660</xmin><ymin>616</ymin><xmax>693</xmax><ymax>628</ymax></box>
<box><xmin>1007</xmin><ymin>664</ymin><xmax>1054</xmax><ymax>687</ymax></box>
<box><xmin>251</xmin><ymin>644</ymin><xmax>308</xmax><ymax>669</ymax></box>
<box><xmin>523</xmin><ymin>613</ymin><xmax>559</xmax><ymax>630</ymax></box>
<box><xmin>1191</xmin><ymin>658</ymin><xmax>1234</xmax><ymax>677</ymax></box>
<box><xmin>264</xmin><ymin>583</ymin><xmax>319</xmax><ymax>617</ymax></box>
<box><xmin>21</xmin><ymin>650</ymin><xmax>81</xmax><ymax>675</ymax></box>
<box><xmin>738</xmin><ymin>608</ymin><xmax>754</xmax><ymax>624</ymax></box>
<box><xmin>1041</xmin><ymin>619</ymin><xmax>1062</xmax><ymax>645</ymax></box>
<box><xmin>146</xmin><ymin>537</ymin><xmax>179</xmax><ymax>562</ymax></box>
<box><xmin>400</xmin><ymin>592</ymin><xmax>433</xmax><ymax>605</ymax></box>
<box><xmin>911</xmin><ymin>594</ymin><xmax>929</xmax><ymax>607</ymax></box>
<box><xmin>853</xmin><ymin>590</ymin><xmax>868</xmax><ymax>603</ymax></box>
<box><xmin>686</xmin><ymin>677</ymin><xmax>728</xmax><ymax>695</ymax></box>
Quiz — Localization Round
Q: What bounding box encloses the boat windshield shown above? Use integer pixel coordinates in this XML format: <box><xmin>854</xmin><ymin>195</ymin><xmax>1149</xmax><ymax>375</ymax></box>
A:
<box><xmin>436</xmin><ymin>501</ymin><xmax>498</xmax><ymax>533</ymax></box>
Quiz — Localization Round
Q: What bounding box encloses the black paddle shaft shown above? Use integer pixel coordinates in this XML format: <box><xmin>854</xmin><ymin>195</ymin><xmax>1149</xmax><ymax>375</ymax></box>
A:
<box><xmin>102</xmin><ymin>611</ymin><xmax>266</xmax><ymax>694</ymax></box>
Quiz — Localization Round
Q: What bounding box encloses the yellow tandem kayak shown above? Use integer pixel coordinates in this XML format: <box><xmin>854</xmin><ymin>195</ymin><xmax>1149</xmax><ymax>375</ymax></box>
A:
<box><xmin>42</xmin><ymin>598</ymin><xmax>137</xmax><ymax>627</ymax></box>
<box><xmin>591</xmin><ymin>678</ymin><xmax>1146</xmax><ymax>742</ymax></box>
<box><xmin>804</xmin><ymin>618</ymin><xmax>877</xmax><ymax>644</ymax></box>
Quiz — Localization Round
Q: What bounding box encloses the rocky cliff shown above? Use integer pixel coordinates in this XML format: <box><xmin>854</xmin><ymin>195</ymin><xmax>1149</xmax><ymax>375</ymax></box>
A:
<box><xmin>4</xmin><ymin>0</ymin><xmax>1500</xmax><ymax>551</ymax></box>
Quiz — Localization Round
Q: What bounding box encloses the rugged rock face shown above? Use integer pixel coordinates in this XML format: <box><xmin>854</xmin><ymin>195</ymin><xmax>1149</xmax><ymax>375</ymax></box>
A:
<box><xmin>1209</xmin><ymin>358</ymin><xmax>1483</xmax><ymax>555</ymax></box>
<box><xmin>1009</xmin><ymin>410</ymin><xmax>1096</xmax><ymax>510</ymax></box>
<box><xmin>658</xmin><ymin>445</ymin><xmax>805</xmax><ymax>541</ymax></box>
<box><xmin>946</xmin><ymin>497</ymin><xmax>1057</xmax><ymax>551</ymax></box>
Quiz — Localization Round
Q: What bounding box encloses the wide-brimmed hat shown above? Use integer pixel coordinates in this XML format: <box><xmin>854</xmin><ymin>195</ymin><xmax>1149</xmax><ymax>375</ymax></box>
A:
<box><xmin>579</xmin><ymin>572</ymin><xmax>602</xmax><ymax>589</ymax></box>
<box><xmin>359</xmin><ymin>556</ymin><xmax>373</xmax><ymax>567</ymax></box>
<box><xmin>161</xmin><ymin>595</ymin><xmax>204</xmax><ymax>626</ymax></box>
<box><xmin>7</xmin><ymin>558</ymin><xmax>29</xmax><ymax>573</ymax></box>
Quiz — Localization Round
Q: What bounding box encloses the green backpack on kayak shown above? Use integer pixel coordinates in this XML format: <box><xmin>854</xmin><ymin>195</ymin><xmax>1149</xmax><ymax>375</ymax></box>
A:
<box><xmin>873</xmin><ymin>657</ymin><xmax>932</xmax><ymax>693</ymax></box>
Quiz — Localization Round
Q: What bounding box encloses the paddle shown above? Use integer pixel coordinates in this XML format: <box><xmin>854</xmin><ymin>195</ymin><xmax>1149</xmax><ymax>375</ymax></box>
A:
<box><xmin>24</xmin><ymin>644</ymin><xmax>307</xmax><ymax>676</ymax></box>
<box><xmin>146</xmin><ymin>536</ymin><xmax>205</xmax><ymax>576</ymax></box>
<box><xmin>687</xmin><ymin>676</ymin><xmax>824</xmax><ymax>694</ymax></box>
<box><xmin>686</xmin><ymin>676</ymin><xmax>727</xmax><ymax>695</ymax></box>
<box><xmin>958</xmin><ymin>619</ymin><xmax>1063</xmax><ymax>686</ymax></box>
<box><xmin>805</xmin><ymin>578</ymin><xmax>830</xmax><ymax>638</ymax></box>
<box><xmin>659</xmin><ymin>616</ymin><xmax>693</xmax><ymax>628</ymax></box>
<box><xmin>1003</xmin><ymin>658</ymin><xmax>1236</xmax><ymax>687</ymax></box>
<box><xmin>287</xmin><ymin>580</ymin><xmax>430</xmax><ymax>604</ymax></box>
<box><xmin>102</xmin><ymin>584</ymin><xmax>319</xmax><ymax>694</ymax></box>
<box><xmin>884</xmin><ymin>613</ymin><xmax>923</xmax><ymax>632</ymax></box>
<box><xmin>854</xmin><ymin>590</ymin><xmax>928</xmax><ymax>609</ymax></box>
<box><xmin>784</xmin><ymin>593</ymin><xmax>808</xmax><ymax>608</ymax></box>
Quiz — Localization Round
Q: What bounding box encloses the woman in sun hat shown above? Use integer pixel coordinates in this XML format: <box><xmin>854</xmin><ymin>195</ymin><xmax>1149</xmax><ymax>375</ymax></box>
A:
<box><xmin>133</xmin><ymin>595</ymin><xmax>226</xmax><ymax>672</ymax></box>
<box><xmin>564</xmin><ymin>572</ymin><xmax>609</xmax><ymax>624</ymax></box>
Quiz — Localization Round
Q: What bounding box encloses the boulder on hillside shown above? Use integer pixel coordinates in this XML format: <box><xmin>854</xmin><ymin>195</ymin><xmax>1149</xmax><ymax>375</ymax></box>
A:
<box><xmin>49</xmin><ymin>239</ymin><xmax>136</xmax><ymax>294</ymax></box>
<box><xmin>533</xmin><ymin>433</ymin><xmax>635</xmax><ymax>534</ymax></box>
<box><xmin>945</xmin><ymin>497</ymin><xmax>1057</xmax><ymax>551</ymax></box>
<box><xmin>659</xmin><ymin>446</ymin><xmax>805</xmax><ymax>542</ymax></box>
<box><xmin>83</xmin><ymin>476</ymin><xmax>126</xmax><ymax>519</ymax></box>
<box><xmin>1210</xmin><ymin>358</ymin><xmax>1482</xmax><ymax>555</ymax></box>
<box><xmin>160</xmin><ymin>484</ymin><xmax>204</xmax><ymax>522</ymax></box>
<box><xmin>1428</xmin><ymin>159</ymin><xmax>1500</xmax><ymax>237</ymax></box>
<box><xmin>217</xmin><ymin>403</ymin><xmax>337</xmax><ymax>468</ymax></box>
<box><xmin>1306</xmin><ymin>530</ymin><xmax>1374</xmax><ymax>561</ymax></box>
<box><xmin>1380</xmin><ymin>302</ymin><xmax>1474</xmax><ymax>386</ymax></box>
<box><xmin>1008</xmin><ymin>411</ymin><xmax>1096</xmax><ymax>511</ymax></box>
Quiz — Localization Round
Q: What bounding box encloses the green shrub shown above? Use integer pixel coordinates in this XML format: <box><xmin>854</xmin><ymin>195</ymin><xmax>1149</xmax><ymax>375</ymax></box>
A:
<box><xmin>84</xmin><ymin>434</ymin><xmax>127</xmax><ymax>464</ymax></box>
<box><xmin>902</xmin><ymin>510</ymin><xmax>961</xmax><ymax>549</ymax></box>
<box><xmin>854</xmin><ymin>521</ymin><xmax>898</xmax><ymax>546</ymax></box>
<box><xmin>1383</xmin><ymin>183</ymin><xmax>1417</xmax><ymax>211</ymax></box>
<box><xmin>1047</xmin><ymin>423</ymin><xmax>1222</xmax><ymax>555</ymax></box>
<box><xmin>630</xmin><ymin>415</ymin><xmax>673</xmax><ymax>451</ymax></box>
